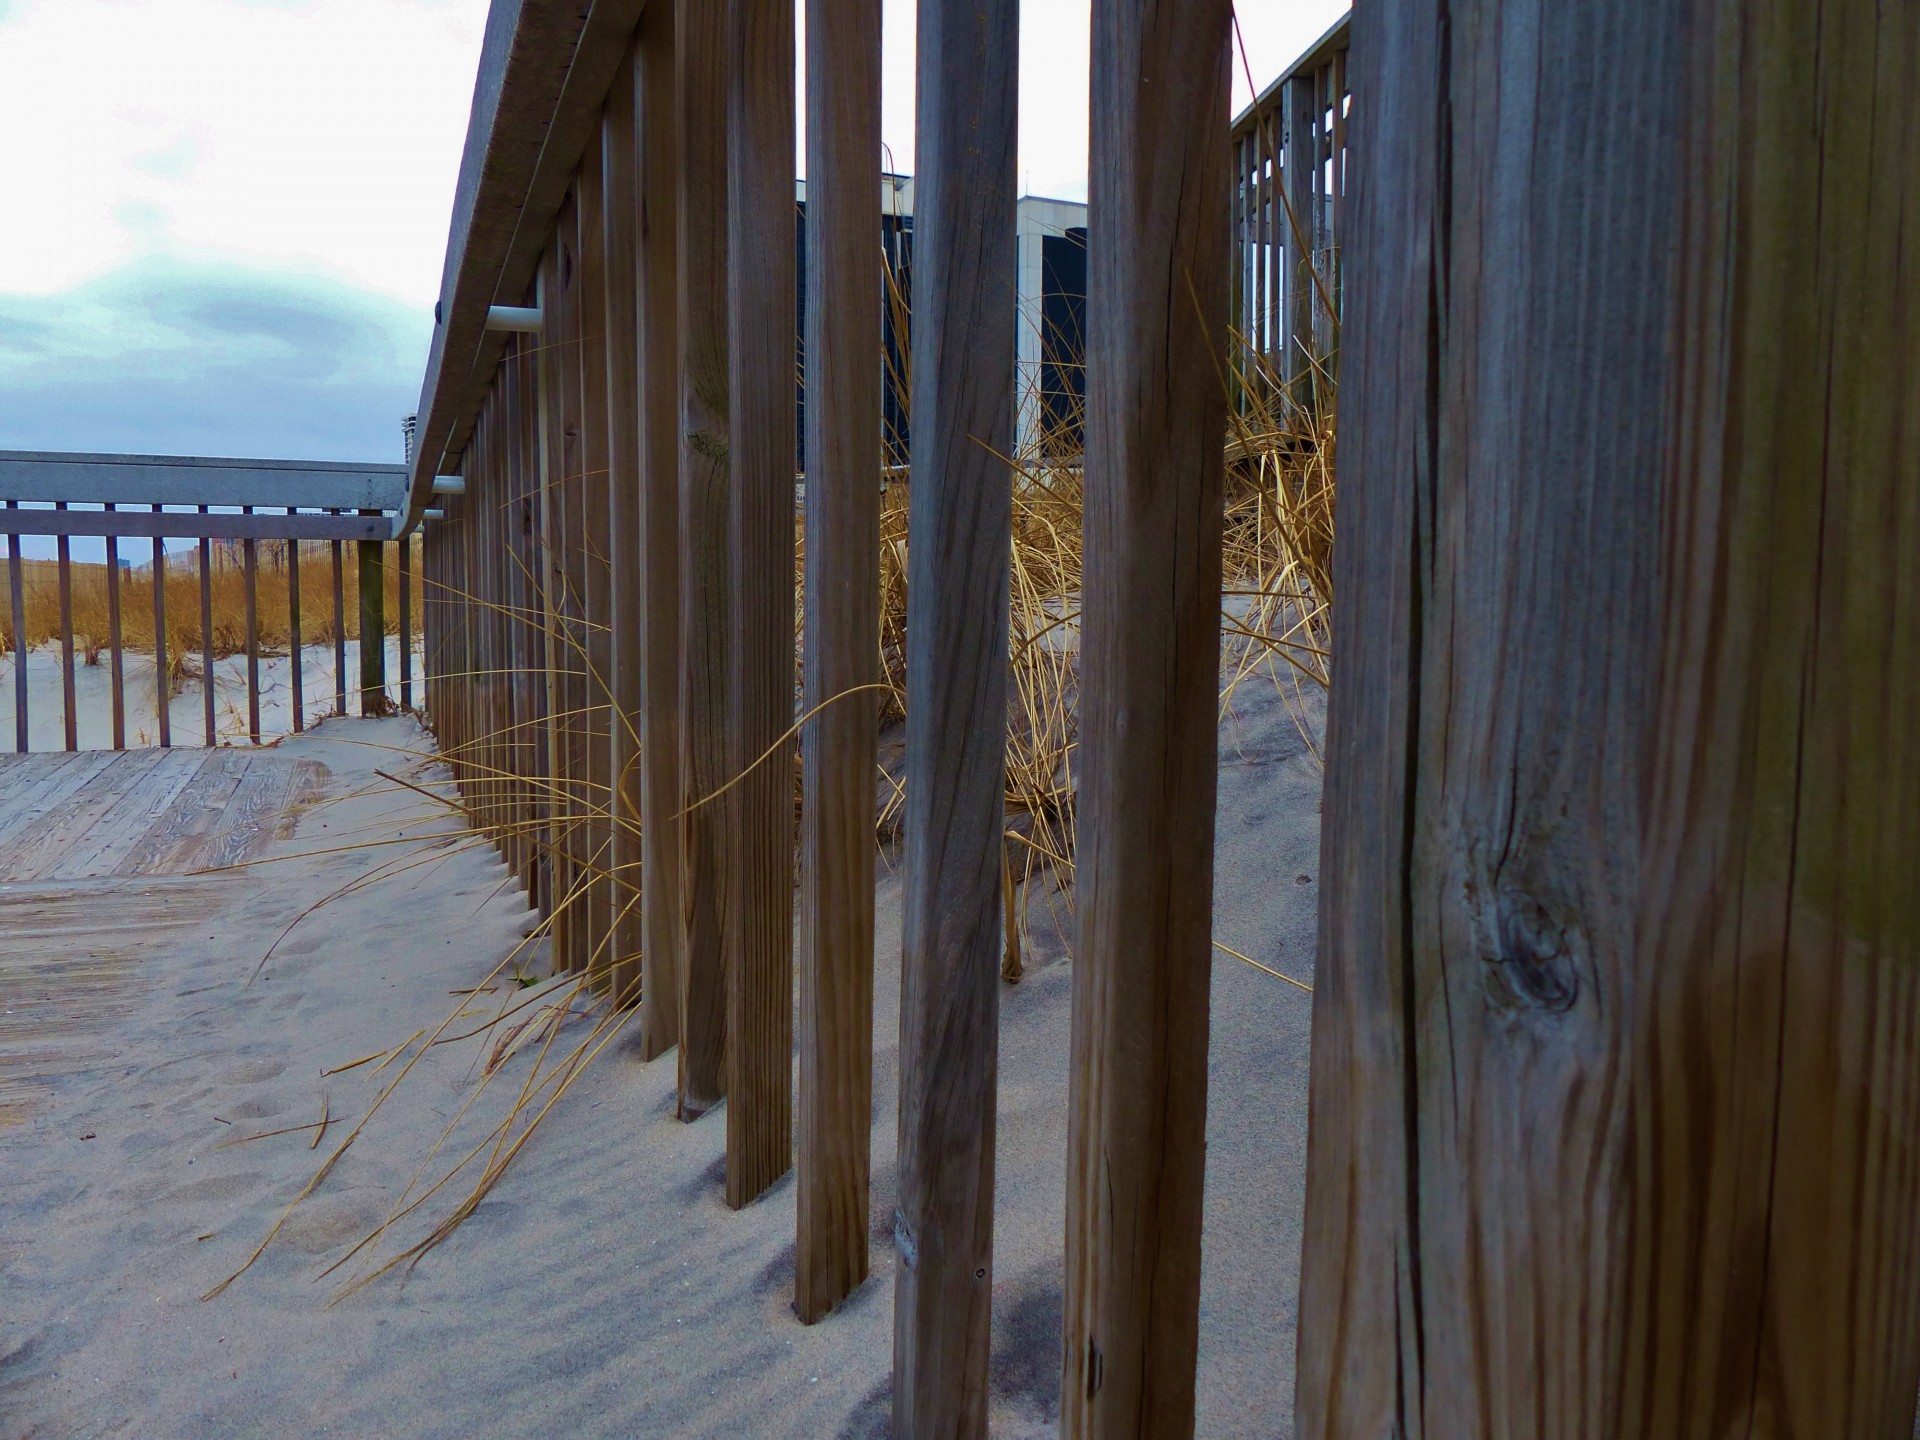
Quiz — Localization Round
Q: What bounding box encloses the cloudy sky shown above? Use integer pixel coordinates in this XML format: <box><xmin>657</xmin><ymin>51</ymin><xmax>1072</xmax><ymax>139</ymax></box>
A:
<box><xmin>0</xmin><ymin>0</ymin><xmax>1343</xmax><ymax>468</ymax></box>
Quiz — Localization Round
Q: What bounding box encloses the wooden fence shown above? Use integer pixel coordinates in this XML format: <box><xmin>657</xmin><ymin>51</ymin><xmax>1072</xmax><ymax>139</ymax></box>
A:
<box><xmin>1234</xmin><ymin>14</ymin><xmax>1349</xmax><ymax>409</ymax></box>
<box><xmin>0</xmin><ymin>452</ymin><xmax>418</xmax><ymax>749</ymax></box>
<box><xmin>402</xmin><ymin>0</ymin><xmax>1267</xmax><ymax>1430</ymax></box>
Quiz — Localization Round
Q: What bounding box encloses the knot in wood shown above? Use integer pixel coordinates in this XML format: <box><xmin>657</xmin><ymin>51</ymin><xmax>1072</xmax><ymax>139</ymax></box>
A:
<box><xmin>1486</xmin><ymin>886</ymin><xmax>1579</xmax><ymax>1013</ymax></box>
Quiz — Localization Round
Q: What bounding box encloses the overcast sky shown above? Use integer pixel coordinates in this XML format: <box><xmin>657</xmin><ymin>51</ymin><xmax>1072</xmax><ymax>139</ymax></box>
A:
<box><xmin>0</xmin><ymin>0</ymin><xmax>1343</xmax><ymax>467</ymax></box>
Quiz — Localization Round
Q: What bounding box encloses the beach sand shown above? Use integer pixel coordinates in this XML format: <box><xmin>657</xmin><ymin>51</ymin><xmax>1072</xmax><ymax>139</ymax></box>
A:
<box><xmin>0</xmin><ymin>680</ymin><xmax>1319</xmax><ymax>1438</ymax></box>
<box><xmin>0</xmin><ymin>638</ymin><xmax>424</xmax><ymax>753</ymax></box>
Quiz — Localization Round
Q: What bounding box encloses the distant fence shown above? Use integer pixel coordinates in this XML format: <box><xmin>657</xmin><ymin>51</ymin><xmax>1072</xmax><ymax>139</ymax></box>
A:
<box><xmin>1234</xmin><ymin>13</ymin><xmax>1350</xmax><ymax>409</ymax></box>
<box><xmin>0</xmin><ymin>451</ymin><xmax>418</xmax><ymax>751</ymax></box>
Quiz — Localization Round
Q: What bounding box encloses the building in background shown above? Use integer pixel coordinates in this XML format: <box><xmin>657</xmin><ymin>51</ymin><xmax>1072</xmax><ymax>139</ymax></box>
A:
<box><xmin>794</xmin><ymin>176</ymin><xmax>1088</xmax><ymax>472</ymax></box>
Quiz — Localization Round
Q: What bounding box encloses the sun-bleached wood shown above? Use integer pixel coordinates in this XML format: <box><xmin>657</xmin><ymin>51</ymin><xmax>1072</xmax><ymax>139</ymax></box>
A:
<box><xmin>893</xmin><ymin>0</ymin><xmax>1017</xmax><ymax>1429</ymax></box>
<box><xmin>722</xmin><ymin>0</ymin><xmax>797</xmax><ymax>1211</ymax></box>
<box><xmin>795</xmin><ymin>0</ymin><xmax>882</xmax><ymax>1324</ymax></box>
<box><xmin>1062</xmin><ymin>2</ymin><xmax>1231</xmax><ymax>1433</ymax></box>
<box><xmin>1297</xmin><ymin>3</ymin><xmax>1920</xmax><ymax>1435</ymax></box>
<box><xmin>673</xmin><ymin>0</ymin><xmax>730</xmax><ymax>1120</ymax></box>
<box><xmin>634</xmin><ymin>4</ymin><xmax>686</xmax><ymax>1058</ymax></box>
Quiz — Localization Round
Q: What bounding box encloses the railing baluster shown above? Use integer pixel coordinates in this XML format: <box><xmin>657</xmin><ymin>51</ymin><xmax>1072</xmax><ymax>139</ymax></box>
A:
<box><xmin>674</xmin><ymin>0</ymin><xmax>732</xmax><ymax>1121</ymax></box>
<box><xmin>243</xmin><ymin>508</ymin><xmax>260</xmax><ymax>743</ymax></box>
<box><xmin>198</xmin><ymin>507</ymin><xmax>215</xmax><ymax>745</ymax></box>
<box><xmin>894</xmin><ymin>0</ymin><xmax>1018</xmax><ymax>1424</ymax></box>
<box><xmin>151</xmin><ymin>507</ymin><xmax>169</xmax><ymax>748</ymax></box>
<box><xmin>331</xmin><ymin>521</ymin><xmax>347</xmax><ymax>717</ymax></box>
<box><xmin>1062</xmin><ymin>2</ymin><xmax>1232</xmax><ymax>1430</ymax></box>
<box><xmin>398</xmin><ymin>526</ymin><xmax>411</xmax><ymax>712</ymax></box>
<box><xmin>105</xmin><ymin>503</ymin><xmax>125</xmax><ymax>749</ymax></box>
<box><xmin>7</xmin><ymin>500</ymin><xmax>25</xmax><ymax>753</ymax></box>
<box><xmin>55</xmin><ymin>502</ymin><xmax>76</xmax><ymax>751</ymax></box>
<box><xmin>795</xmin><ymin>0</ymin><xmax>882</xmax><ymax>1323</ymax></box>
<box><xmin>287</xmin><ymin>523</ymin><xmax>304</xmax><ymax>733</ymax></box>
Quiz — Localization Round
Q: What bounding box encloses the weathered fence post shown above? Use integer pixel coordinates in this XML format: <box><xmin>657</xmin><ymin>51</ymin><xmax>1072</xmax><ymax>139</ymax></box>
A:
<box><xmin>1297</xmin><ymin>3</ymin><xmax>1920</xmax><ymax>1435</ymax></box>
<box><xmin>722</xmin><ymin>0</ymin><xmax>798</xmax><ymax>1210</ymax></box>
<box><xmin>894</xmin><ymin>0</ymin><xmax>1017</xmax><ymax>1427</ymax></box>
<box><xmin>674</xmin><ymin>0</ymin><xmax>731</xmax><ymax>1119</ymax></box>
<box><xmin>1062</xmin><ymin>0</ymin><xmax>1231</xmax><ymax>1431</ymax></box>
<box><xmin>795</xmin><ymin>0</ymin><xmax>882</xmax><ymax>1324</ymax></box>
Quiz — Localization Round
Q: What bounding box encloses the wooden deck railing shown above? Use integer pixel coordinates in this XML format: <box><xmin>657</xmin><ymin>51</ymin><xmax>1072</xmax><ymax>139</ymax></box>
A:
<box><xmin>0</xmin><ymin>452</ymin><xmax>418</xmax><ymax>750</ymax></box>
<box><xmin>1234</xmin><ymin>13</ymin><xmax>1350</xmax><ymax>409</ymax></box>
<box><xmin>403</xmin><ymin>0</ymin><xmax>1330</xmax><ymax>1432</ymax></box>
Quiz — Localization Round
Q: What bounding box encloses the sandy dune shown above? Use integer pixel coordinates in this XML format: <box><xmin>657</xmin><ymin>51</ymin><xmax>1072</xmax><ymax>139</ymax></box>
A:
<box><xmin>0</xmin><ymin>684</ymin><xmax>1318</xmax><ymax>1438</ymax></box>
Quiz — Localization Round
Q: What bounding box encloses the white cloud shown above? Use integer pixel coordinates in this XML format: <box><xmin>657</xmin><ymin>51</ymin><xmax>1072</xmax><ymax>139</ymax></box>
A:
<box><xmin>0</xmin><ymin>0</ymin><xmax>488</xmax><ymax>301</ymax></box>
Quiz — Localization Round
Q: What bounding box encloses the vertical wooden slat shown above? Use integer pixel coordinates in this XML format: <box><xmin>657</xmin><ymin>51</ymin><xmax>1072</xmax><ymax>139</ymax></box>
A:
<box><xmin>577</xmin><ymin>137</ymin><xmax>617</xmax><ymax>987</ymax></box>
<box><xmin>537</xmin><ymin>252</ymin><xmax>578</xmax><ymax>973</ymax></box>
<box><xmin>150</xmin><ymin>510</ymin><xmax>169</xmax><ymax>748</ymax></box>
<box><xmin>243</xmin><ymin>512</ymin><xmax>261</xmax><ymax>744</ymax></box>
<box><xmin>1284</xmin><ymin>68</ymin><xmax>1317</xmax><ymax>405</ymax></box>
<box><xmin>795</xmin><ymin>0</ymin><xmax>882</xmax><ymax>1323</ymax></box>
<box><xmin>514</xmin><ymin>334</ymin><xmax>553</xmax><ymax>914</ymax></box>
<box><xmin>7</xmin><ymin>503</ymin><xmax>25</xmax><ymax>753</ymax></box>
<box><xmin>55</xmin><ymin>505</ymin><xmax>75</xmax><ymax>752</ymax></box>
<box><xmin>288</xmin><ymin>526</ymin><xmax>305</xmax><ymax>732</ymax></box>
<box><xmin>358</xmin><ymin>525</ymin><xmax>385</xmax><ymax>716</ymax></box>
<box><xmin>331</xmin><ymin>527</ymin><xmax>348</xmax><ymax>717</ymax></box>
<box><xmin>723</xmin><ymin>0</ymin><xmax>798</xmax><ymax>1211</ymax></box>
<box><xmin>1061</xmin><ymin>1</ymin><xmax>1231</xmax><ymax>1431</ymax></box>
<box><xmin>674</xmin><ymin>0</ymin><xmax>731</xmax><ymax>1119</ymax></box>
<box><xmin>105</xmin><ymin>505</ymin><xmax>125</xmax><ymax>750</ymax></box>
<box><xmin>893</xmin><ymin>0</ymin><xmax>1017</xmax><ymax>1427</ymax></box>
<box><xmin>604</xmin><ymin>45</ymin><xmax>649</xmax><ymax>1009</ymax></box>
<box><xmin>636</xmin><ymin>3</ymin><xmax>685</xmax><ymax>1051</ymax></box>
<box><xmin>198</xmin><ymin>512</ymin><xmax>215</xmax><ymax>746</ymax></box>
<box><xmin>398</xmin><ymin>527</ymin><xmax>412</xmax><ymax>712</ymax></box>
<box><xmin>557</xmin><ymin>199</ymin><xmax>592</xmax><ymax>976</ymax></box>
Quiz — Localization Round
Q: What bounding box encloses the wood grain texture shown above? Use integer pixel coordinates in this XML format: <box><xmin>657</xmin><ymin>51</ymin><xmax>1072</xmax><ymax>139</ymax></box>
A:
<box><xmin>1061</xmin><ymin>2</ymin><xmax>1231</xmax><ymax>1433</ymax></box>
<box><xmin>1296</xmin><ymin>3</ymin><xmax>1920</xmax><ymax>1435</ymax></box>
<box><xmin>723</xmin><ymin>0</ymin><xmax>797</xmax><ymax>1211</ymax></box>
<box><xmin>893</xmin><ymin>0</ymin><xmax>1017</xmax><ymax>1429</ymax></box>
<box><xmin>674</xmin><ymin>0</ymin><xmax>730</xmax><ymax>1120</ymax></box>
<box><xmin>795</xmin><ymin>0</ymin><xmax>882</xmax><ymax>1324</ymax></box>
<box><xmin>536</xmin><ymin>247</ymin><xmax>577</xmax><ymax>973</ymax></box>
<box><xmin>603</xmin><ymin>47</ymin><xmax>648</xmax><ymax>1010</ymax></box>
<box><xmin>576</xmin><ymin>140</ymin><xmax>617</xmax><ymax>984</ymax></box>
<box><xmin>635</xmin><ymin>3</ymin><xmax>687</xmax><ymax>1058</ymax></box>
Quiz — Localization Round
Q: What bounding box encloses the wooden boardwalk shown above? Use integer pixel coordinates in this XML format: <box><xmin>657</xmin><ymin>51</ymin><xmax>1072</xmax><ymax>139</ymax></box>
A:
<box><xmin>0</xmin><ymin>747</ymin><xmax>326</xmax><ymax>1127</ymax></box>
